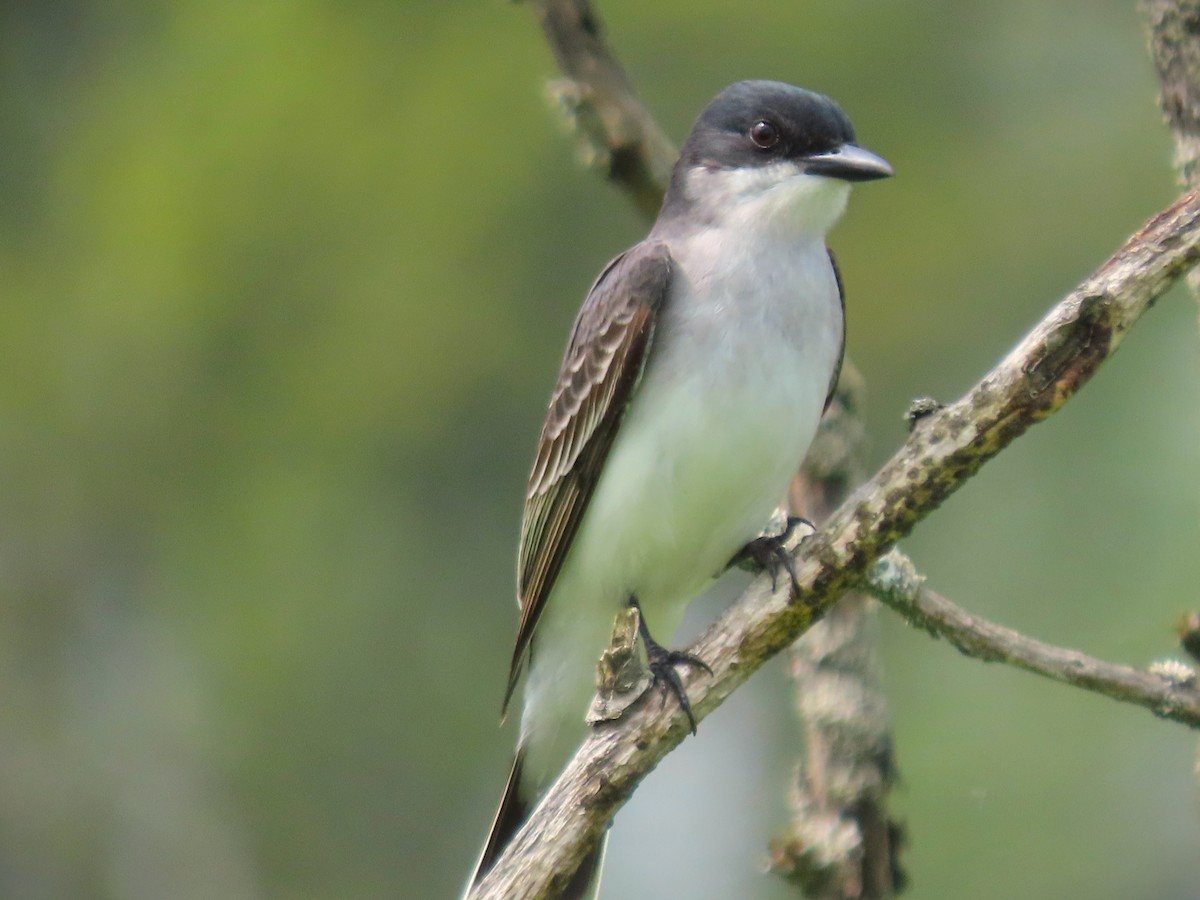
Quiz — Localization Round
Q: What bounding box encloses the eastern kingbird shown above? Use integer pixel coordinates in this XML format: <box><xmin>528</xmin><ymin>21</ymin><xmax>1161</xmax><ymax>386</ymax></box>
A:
<box><xmin>468</xmin><ymin>79</ymin><xmax>891</xmax><ymax>898</ymax></box>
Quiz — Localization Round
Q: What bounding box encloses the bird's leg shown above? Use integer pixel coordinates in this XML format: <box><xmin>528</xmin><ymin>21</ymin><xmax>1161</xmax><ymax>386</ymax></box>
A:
<box><xmin>628</xmin><ymin>595</ymin><xmax>712</xmax><ymax>735</ymax></box>
<box><xmin>728</xmin><ymin>515</ymin><xmax>813</xmax><ymax>597</ymax></box>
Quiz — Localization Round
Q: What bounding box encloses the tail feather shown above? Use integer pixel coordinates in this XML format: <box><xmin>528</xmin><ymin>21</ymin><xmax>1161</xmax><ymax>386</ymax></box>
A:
<box><xmin>470</xmin><ymin>751</ymin><xmax>530</xmax><ymax>887</ymax></box>
<box><xmin>467</xmin><ymin>748</ymin><xmax>608</xmax><ymax>899</ymax></box>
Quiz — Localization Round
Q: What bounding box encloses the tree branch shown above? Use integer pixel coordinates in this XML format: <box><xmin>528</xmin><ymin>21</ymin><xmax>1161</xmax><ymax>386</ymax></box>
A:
<box><xmin>1144</xmin><ymin>0</ymin><xmax>1200</xmax><ymax>315</ymax></box>
<box><xmin>866</xmin><ymin>549</ymin><xmax>1200</xmax><ymax>725</ymax></box>
<box><xmin>529</xmin><ymin>0</ymin><xmax>676</xmax><ymax>217</ymax></box>
<box><xmin>1144</xmin><ymin>0</ymin><xmax>1200</xmax><ymax>186</ymax></box>
<box><xmin>772</xmin><ymin>370</ymin><xmax>903</xmax><ymax>899</ymax></box>
<box><xmin>470</xmin><ymin>186</ymin><xmax>1200</xmax><ymax>900</ymax></box>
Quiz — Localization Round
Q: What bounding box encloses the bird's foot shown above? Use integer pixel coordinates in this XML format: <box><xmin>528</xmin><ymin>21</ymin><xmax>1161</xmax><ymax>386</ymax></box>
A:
<box><xmin>729</xmin><ymin>515</ymin><xmax>812</xmax><ymax>598</ymax></box>
<box><xmin>627</xmin><ymin>596</ymin><xmax>712</xmax><ymax>735</ymax></box>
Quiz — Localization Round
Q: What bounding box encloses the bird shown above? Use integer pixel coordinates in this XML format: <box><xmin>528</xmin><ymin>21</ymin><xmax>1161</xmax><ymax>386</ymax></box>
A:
<box><xmin>467</xmin><ymin>79</ymin><xmax>891</xmax><ymax>899</ymax></box>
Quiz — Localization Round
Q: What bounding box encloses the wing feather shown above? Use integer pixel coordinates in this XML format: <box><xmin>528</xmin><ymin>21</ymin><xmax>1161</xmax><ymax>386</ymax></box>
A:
<box><xmin>502</xmin><ymin>241</ymin><xmax>672</xmax><ymax>710</ymax></box>
<box><xmin>824</xmin><ymin>247</ymin><xmax>847</xmax><ymax>412</ymax></box>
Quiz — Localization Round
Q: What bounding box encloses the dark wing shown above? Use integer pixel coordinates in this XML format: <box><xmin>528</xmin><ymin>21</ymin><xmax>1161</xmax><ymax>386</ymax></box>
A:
<box><xmin>502</xmin><ymin>240</ymin><xmax>673</xmax><ymax>711</ymax></box>
<box><xmin>823</xmin><ymin>247</ymin><xmax>847</xmax><ymax>412</ymax></box>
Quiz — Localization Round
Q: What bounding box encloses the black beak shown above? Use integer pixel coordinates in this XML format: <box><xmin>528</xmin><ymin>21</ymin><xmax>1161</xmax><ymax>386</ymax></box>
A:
<box><xmin>802</xmin><ymin>143</ymin><xmax>893</xmax><ymax>182</ymax></box>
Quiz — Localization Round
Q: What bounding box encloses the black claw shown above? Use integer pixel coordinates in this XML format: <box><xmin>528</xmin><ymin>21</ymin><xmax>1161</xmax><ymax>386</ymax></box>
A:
<box><xmin>627</xmin><ymin>596</ymin><xmax>712</xmax><ymax>734</ymax></box>
<box><xmin>785</xmin><ymin>514</ymin><xmax>815</xmax><ymax>534</ymax></box>
<box><xmin>729</xmin><ymin>516</ymin><xmax>810</xmax><ymax>598</ymax></box>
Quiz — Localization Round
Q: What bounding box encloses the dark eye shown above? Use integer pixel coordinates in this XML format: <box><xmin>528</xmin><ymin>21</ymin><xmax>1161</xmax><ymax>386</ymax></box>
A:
<box><xmin>749</xmin><ymin>119</ymin><xmax>779</xmax><ymax>149</ymax></box>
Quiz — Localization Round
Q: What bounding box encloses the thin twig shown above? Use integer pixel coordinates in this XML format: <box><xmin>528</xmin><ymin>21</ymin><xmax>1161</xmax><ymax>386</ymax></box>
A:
<box><xmin>866</xmin><ymin>550</ymin><xmax>1200</xmax><ymax>725</ymax></box>
<box><xmin>469</xmin><ymin>185</ymin><xmax>1200</xmax><ymax>900</ymax></box>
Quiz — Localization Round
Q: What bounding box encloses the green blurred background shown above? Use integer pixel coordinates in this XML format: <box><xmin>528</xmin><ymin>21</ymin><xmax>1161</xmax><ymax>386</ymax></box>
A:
<box><xmin>2</xmin><ymin>1</ymin><xmax>1199</xmax><ymax>898</ymax></box>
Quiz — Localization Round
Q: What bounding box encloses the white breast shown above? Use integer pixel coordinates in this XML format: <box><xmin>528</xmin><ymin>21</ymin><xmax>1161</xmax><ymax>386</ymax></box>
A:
<box><xmin>582</xmin><ymin>227</ymin><xmax>843</xmax><ymax>618</ymax></box>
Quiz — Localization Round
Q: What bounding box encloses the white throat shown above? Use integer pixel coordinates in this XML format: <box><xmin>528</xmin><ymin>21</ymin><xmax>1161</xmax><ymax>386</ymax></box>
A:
<box><xmin>681</xmin><ymin>162</ymin><xmax>851</xmax><ymax>237</ymax></box>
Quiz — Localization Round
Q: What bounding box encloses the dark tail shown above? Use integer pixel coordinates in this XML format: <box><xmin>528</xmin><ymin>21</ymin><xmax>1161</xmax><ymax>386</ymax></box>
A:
<box><xmin>470</xmin><ymin>751</ymin><xmax>530</xmax><ymax>886</ymax></box>
<box><xmin>467</xmin><ymin>748</ymin><xmax>607</xmax><ymax>899</ymax></box>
